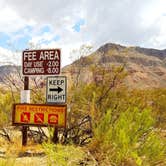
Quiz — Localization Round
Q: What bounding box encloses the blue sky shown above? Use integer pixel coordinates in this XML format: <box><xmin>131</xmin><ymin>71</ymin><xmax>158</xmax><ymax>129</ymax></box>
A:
<box><xmin>0</xmin><ymin>17</ymin><xmax>85</xmax><ymax>50</ymax></box>
<box><xmin>0</xmin><ymin>32</ymin><xmax>10</xmax><ymax>49</ymax></box>
<box><xmin>0</xmin><ymin>0</ymin><xmax>166</xmax><ymax>66</ymax></box>
<box><xmin>72</xmin><ymin>19</ymin><xmax>85</xmax><ymax>32</ymax></box>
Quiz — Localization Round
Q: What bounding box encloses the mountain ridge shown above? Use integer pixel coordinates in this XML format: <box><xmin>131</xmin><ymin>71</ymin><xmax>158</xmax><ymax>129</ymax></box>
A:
<box><xmin>63</xmin><ymin>43</ymin><xmax>166</xmax><ymax>89</ymax></box>
<box><xmin>0</xmin><ymin>43</ymin><xmax>166</xmax><ymax>89</ymax></box>
<box><xmin>97</xmin><ymin>43</ymin><xmax>166</xmax><ymax>58</ymax></box>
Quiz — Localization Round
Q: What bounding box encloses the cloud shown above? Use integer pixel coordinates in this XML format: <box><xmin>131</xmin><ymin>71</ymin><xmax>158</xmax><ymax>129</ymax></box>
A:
<box><xmin>80</xmin><ymin>0</ymin><xmax>166</xmax><ymax>48</ymax></box>
<box><xmin>0</xmin><ymin>46</ymin><xmax>21</xmax><ymax>65</ymax></box>
<box><xmin>2</xmin><ymin>0</ymin><xmax>166</xmax><ymax>46</ymax></box>
<box><xmin>0</xmin><ymin>7</ymin><xmax>25</xmax><ymax>33</ymax></box>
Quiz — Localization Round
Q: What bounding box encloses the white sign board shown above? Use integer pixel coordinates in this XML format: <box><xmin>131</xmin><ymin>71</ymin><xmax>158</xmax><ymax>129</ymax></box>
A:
<box><xmin>21</xmin><ymin>90</ymin><xmax>30</xmax><ymax>103</ymax></box>
<box><xmin>46</xmin><ymin>76</ymin><xmax>67</xmax><ymax>104</ymax></box>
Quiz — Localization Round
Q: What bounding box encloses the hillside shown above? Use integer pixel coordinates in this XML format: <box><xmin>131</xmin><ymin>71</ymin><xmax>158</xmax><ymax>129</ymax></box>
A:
<box><xmin>0</xmin><ymin>43</ymin><xmax>166</xmax><ymax>89</ymax></box>
<box><xmin>0</xmin><ymin>65</ymin><xmax>20</xmax><ymax>82</ymax></box>
<box><xmin>63</xmin><ymin>43</ymin><xmax>166</xmax><ymax>89</ymax></box>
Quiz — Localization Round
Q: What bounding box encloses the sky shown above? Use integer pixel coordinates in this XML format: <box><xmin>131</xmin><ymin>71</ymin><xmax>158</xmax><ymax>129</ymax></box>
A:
<box><xmin>0</xmin><ymin>0</ymin><xmax>166</xmax><ymax>66</ymax></box>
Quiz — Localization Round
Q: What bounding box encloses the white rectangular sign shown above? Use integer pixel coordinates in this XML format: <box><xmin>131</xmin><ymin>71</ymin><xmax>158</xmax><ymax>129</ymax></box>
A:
<box><xmin>21</xmin><ymin>90</ymin><xmax>30</xmax><ymax>103</ymax></box>
<box><xmin>46</xmin><ymin>76</ymin><xmax>67</xmax><ymax>104</ymax></box>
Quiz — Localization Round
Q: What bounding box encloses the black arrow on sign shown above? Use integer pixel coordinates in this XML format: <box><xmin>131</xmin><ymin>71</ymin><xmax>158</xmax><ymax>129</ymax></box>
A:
<box><xmin>49</xmin><ymin>87</ymin><xmax>63</xmax><ymax>93</ymax></box>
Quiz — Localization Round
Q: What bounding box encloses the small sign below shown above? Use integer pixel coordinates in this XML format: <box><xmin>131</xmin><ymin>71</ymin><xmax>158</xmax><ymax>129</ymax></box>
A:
<box><xmin>46</xmin><ymin>76</ymin><xmax>67</xmax><ymax>104</ymax></box>
<box><xmin>12</xmin><ymin>104</ymin><xmax>67</xmax><ymax>127</ymax></box>
<box><xmin>21</xmin><ymin>90</ymin><xmax>30</xmax><ymax>103</ymax></box>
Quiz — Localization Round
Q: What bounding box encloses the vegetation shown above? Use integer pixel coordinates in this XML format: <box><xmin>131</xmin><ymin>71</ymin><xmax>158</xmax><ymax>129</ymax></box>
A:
<box><xmin>66</xmin><ymin>46</ymin><xmax>166</xmax><ymax>165</ymax></box>
<box><xmin>0</xmin><ymin>88</ymin><xmax>19</xmax><ymax>126</ymax></box>
<box><xmin>67</xmin><ymin>76</ymin><xmax>166</xmax><ymax>165</ymax></box>
<box><xmin>89</xmin><ymin>108</ymin><xmax>166</xmax><ymax>165</ymax></box>
<box><xmin>0</xmin><ymin>45</ymin><xmax>166</xmax><ymax>165</ymax></box>
<box><xmin>42</xmin><ymin>143</ymin><xmax>88</xmax><ymax>165</ymax></box>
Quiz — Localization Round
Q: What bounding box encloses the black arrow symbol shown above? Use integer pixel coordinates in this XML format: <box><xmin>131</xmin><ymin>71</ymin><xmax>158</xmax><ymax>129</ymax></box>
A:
<box><xmin>49</xmin><ymin>87</ymin><xmax>63</xmax><ymax>93</ymax></box>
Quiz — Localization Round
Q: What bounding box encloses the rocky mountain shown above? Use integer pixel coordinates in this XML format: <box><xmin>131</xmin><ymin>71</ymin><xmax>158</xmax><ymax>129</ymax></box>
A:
<box><xmin>63</xmin><ymin>43</ymin><xmax>166</xmax><ymax>89</ymax></box>
<box><xmin>0</xmin><ymin>43</ymin><xmax>166</xmax><ymax>89</ymax></box>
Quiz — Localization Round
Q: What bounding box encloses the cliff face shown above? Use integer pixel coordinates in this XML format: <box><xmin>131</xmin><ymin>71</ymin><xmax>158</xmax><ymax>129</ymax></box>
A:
<box><xmin>63</xmin><ymin>43</ymin><xmax>166</xmax><ymax>89</ymax></box>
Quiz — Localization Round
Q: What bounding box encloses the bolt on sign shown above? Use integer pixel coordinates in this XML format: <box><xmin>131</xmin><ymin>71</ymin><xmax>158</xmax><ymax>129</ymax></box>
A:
<box><xmin>12</xmin><ymin>104</ymin><xmax>67</xmax><ymax>127</ymax></box>
<box><xmin>22</xmin><ymin>49</ymin><xmax>61</xmax><ymax>75</ymax></box>
<box><xmin>46</xmin><ymin>76</ymin><xmax>67</xmax><ymax>104</ymax></box>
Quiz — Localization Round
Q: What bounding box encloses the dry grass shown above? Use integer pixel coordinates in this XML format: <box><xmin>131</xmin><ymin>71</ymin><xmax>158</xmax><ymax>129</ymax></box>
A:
<box><xmin>0</xmin><ymin>128</ymin><xmax>95</xmax><ymax>166</ymax></box>
<box><xmin>0</xmin><ymin>129</ymin><xmax>47</xmax><ymax>166</ymax></box>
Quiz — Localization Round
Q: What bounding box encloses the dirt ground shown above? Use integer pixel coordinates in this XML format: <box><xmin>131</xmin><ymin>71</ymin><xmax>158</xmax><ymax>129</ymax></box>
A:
<box><xmin>0</xmin><ymin>127</ymin><xmax>96</xmax><ymax>166</ymax></box>
<box><xmin>0</xmin><ymin>127</ymin><xmax>48</xmax><ymax>166</ymax></box>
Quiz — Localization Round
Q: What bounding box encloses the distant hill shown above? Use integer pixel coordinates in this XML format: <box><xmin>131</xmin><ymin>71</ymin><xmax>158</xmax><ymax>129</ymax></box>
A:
<box><xmin>1</xmin><ymin>43</ymin><xmax>166</xmax><ymax>89</ymax></box>
<box><xmin>63</xmin><ymin>43</ymin><xmax>166</xmax><ymax>89</ymax></box>
<box><xmin>0</xmin><ymin>65</ymin><xmax>20</xmax><ymax>82</ymax></box>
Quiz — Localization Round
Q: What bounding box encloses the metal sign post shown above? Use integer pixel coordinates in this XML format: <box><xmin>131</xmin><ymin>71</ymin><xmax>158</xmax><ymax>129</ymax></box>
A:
<box><xmin>22</xmin><ymin>76</ymin><xmax>29</xmax><ymax>146</ymax></box>
<box><xmin>12</xmin><ymin>48</ymin><xmax>66</xmax><ymax>146</ymax></box>
<box><xmin>46</xmin><ymin>76</ymin><xmax>67</xmax><ymax>143</ymax></box>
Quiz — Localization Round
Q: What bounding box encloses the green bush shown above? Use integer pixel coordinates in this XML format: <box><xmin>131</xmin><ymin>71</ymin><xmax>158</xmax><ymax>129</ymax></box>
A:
<box><xmin>139</xmin><ymin>131</ymin><xmax>166</xmax><ymax>165</ymax></box>
<box><xmin>0</xmin><ymin>90</ymin><xmax>19</xmax><ymax>126</ymax></box>
<box><xmin>42</xmin><ymin>143</ymin><xmax>86</xmax><ymax>166</ymax></box>
<box><xmin>89</xmin><ymin>107</ymin><xmax>166</xmax><ymax>165</ymax></box>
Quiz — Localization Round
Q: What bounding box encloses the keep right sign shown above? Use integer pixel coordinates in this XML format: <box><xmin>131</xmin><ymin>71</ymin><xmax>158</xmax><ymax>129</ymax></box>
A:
<box><xmin>46</xmin><ymin>76</ymin><xmax>67</xmax><ymax>104</ymax></box>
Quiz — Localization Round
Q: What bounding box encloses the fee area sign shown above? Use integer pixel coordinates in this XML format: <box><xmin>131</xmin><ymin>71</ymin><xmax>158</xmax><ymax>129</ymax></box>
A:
<box><xmin>22</xmin><ymin>49</ymin><xmax>61</xmax><ymax>75</ymax></box>
<box><xmin>12</xmin><ymin>104</ymin><xmax>67</xmax><ymax>127</ymax></box>
<box><xmin>46</xmin><ymin>76</ymin><xmax>67</xmax><ymax>104</ymax></box>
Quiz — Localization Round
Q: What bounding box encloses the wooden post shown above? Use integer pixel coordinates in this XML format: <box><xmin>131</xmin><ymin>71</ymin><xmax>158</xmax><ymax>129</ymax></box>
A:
<box><xmin>52</xmin><ymin>127</ymin><xmax>58</xmax><ymax>143</ymax></box>
<box><xmin>22</xmin><ymin>76</ymin><xmax>29</xmax><ymax>146</ymax></box>
<box><xmin>22</xmin><ymin>126</ymin><xmax>28</xmax><ymax>146</ymax></box>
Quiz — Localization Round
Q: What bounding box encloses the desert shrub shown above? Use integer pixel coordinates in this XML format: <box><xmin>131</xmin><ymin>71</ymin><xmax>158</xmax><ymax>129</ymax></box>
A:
<box><xmin>139</xmin><ymin>131</ymin><xmax>166</xmax><ymax>165</ymax></box>
<box><xmin>67</xmin><ymin>64</ymin><xmax>166</xmax><ymax>165</ymax></box>
<box><xmin>150</xmin><ymin>89</ymin><xmax>166</xmax><ymax>128</ymax></box>
<box><xmin>0</xmin><ymin>90</ymin><xmax>19</xmax><ymax>126</ymax></box>
<box><xmin>89</xmin><ymin>107</ymin><xmax>166</xmax><ymax>165</ymax></box>
<box><xmin>42</xmin><ymin>143</ymin><xmax>86</xmax><ymax>166</ymax></box>
<box><xmin>67</xmin><ymin>65</ymin><xmax>127</xmax><ymax>122</ymax></box>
